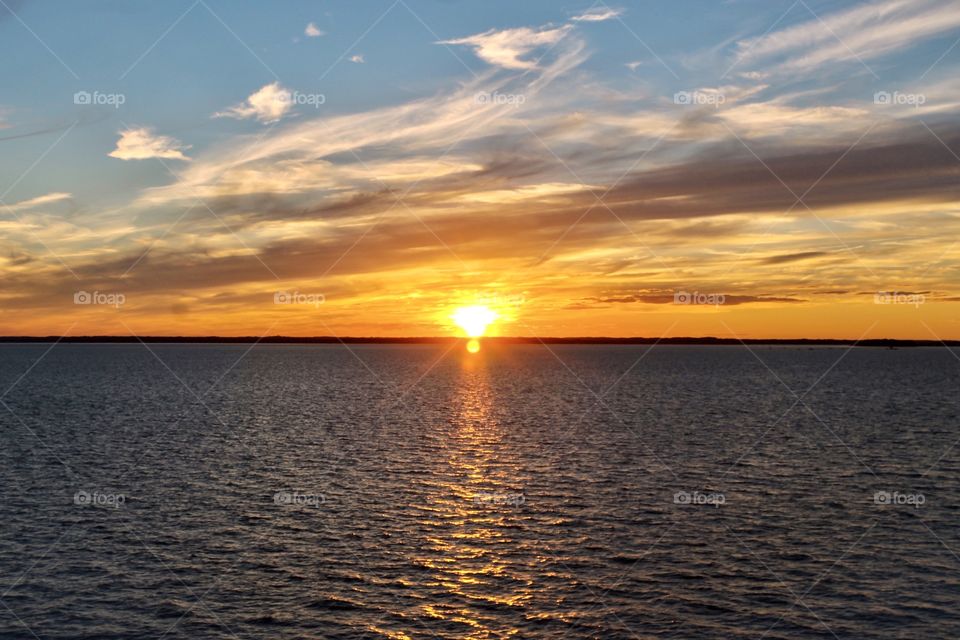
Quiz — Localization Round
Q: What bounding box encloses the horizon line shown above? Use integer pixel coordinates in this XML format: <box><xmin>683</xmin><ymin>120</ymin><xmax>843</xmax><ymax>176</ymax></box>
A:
<box><xmin>0</xmin><ymin>336</ymin><xmax>957</xmax><ymax>347</ymax></box>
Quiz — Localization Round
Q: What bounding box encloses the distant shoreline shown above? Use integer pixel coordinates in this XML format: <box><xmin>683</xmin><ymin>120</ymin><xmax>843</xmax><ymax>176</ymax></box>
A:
<box><xmin>0</xmin><ymin>336</ymin><xmax>956</xmax><ymax>347</ymax></box>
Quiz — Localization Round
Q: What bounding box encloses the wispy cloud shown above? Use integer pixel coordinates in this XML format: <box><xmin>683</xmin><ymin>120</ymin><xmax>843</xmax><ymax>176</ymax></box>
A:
<box><xmin>108</xmin><ymin>127</ymin><xmax>190</xmax><ymax>161</ymax></box>
<box><xmin>7</xmin><ymin>192</ymin><xmax>72</xmax><ymax>211</ymax></box>
<box><xmin>132</xmin><ymin>30</ymin><xmax>587</xmax><ymax>212</ymax></box>
<box><xmin>572</xmin><ymin>7</ymin><xmax>623</xmax><ymax>22</ymax></box>
<box><xmin>305</xmin><ymin>22</ymin><xmax>324</xmax><ymax>37</ymax></box>
<box><xmin>736</xmin><ymin>0</ymin><xmax>960</xmax><ymax>74</ymax></box>
<box><xmin>214</xmin><ymin>82</ymin><xmax>293</xmax><ymax>123</ymax></box>
<box><xmin>760</xmin><ymin>251</ymin><xmax>831</xmax><ymax>265</ymax></box>
<box><xmin>441</xmin><ymin>25</ymin><xmax>573</xmax><ymax>69</ymax></box>
<box><xmin>585</xmin><ymin>292</ymin><xmax>806</xmax><ymax>305</ymax></box>
<box><xmin>349</xmin><ymin>54</ymin><xmax>365</xmax><ymax>64</ymax></box>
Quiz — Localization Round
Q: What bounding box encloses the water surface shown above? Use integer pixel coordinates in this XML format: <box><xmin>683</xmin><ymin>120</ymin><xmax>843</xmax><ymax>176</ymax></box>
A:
<box><xmin>1</xmin><ymin>344</ymin><xmax>958</xmax><ymax>638</ymax></box>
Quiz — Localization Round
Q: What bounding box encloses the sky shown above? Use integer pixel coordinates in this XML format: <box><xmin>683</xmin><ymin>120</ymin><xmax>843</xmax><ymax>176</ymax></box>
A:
<box><xmin>1</xmin><ymin>0</ymin><xmax>960</xmax><ymax>339</ymax></box>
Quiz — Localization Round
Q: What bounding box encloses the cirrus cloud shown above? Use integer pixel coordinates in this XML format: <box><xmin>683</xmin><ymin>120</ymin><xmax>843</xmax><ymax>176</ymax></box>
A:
<box><xmin>8</xmin><ymin>192</ymin><xmax>72</xmax><ymax>211</ymax></box>
<box><xmin>735</xmin><ymin>0</ymin><xmax>960</xmax><ymax>75</ymax></box>
<box><xmin>440</xmin><ymin>25</ymin><xmax>573</xmax><ymax>70</ymax></box>
<box><xmin>572</xmin><ymin>7</ymin><xmax>623</xmax><ymax>22</ymax></box>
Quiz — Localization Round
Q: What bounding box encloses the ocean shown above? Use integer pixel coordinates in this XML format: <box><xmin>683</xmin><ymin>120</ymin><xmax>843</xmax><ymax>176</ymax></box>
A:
<box><xmin>1</xmin><ymin>343</ymin><xmax>958</xmax><ymax>638</ymax></box>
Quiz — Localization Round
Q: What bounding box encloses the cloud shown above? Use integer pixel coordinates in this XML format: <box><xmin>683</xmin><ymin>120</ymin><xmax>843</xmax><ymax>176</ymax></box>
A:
<box><xmin>129</xmin><ymin>35</ymin><xmax>587</xmax><ymax>214</ymax></box>
<box><xmin>586</xmin><ymin>292</ymin><xmax>807</xmax><ymax>305</ymax></box>
<box><xmin>440</xmin><ymin>25</ymin><xmax>573</xmax><ymax>69</ymax></box>
<box><xmin>572</xmin><ymin>7</ymin><xmax>623</xmax><ymax>22</ymax></box>
<box><xmin>305</xmin><ymin>22</ymin><xmax>324</xmax><ymax>37</ymax></box>
<box><xmin>0</xmin><ymin>122</ymin><xmax>80</xmax><ymax>142</ymax></box>
<box><xmin>120</xmin><ymin>122</ymin><xmax>960</xmax><ymax>292</ymax></box>
<box><xmin>7</xmin><ymin>192</ymin><xmax>72</xmax><ymax>211</ymax></box>
<box><xmin>124</xmin><ymin>37</ymin><xmax>960</xmax><ymax>238</ymax></box>
<box><xmin>349</xmin><ymin>54</ymin><xmax>365</xmax><ymax>64</ymax></box>
<box><xmin>108</xmin><ymin>127</ymin><xmax>190</xmax><ymax>161</ymax></box>
<box><xmin>717</xmin><ymin>101</ymin><xmax>869</xmax><ymax>140</ymax></box>
<box><xmin>589</xmin><ymin>125</ymin><xmax>960</xmax><ymax>222</ymax></box>
<box><xmin>736</xmin><ymin>0</ymin><xmax>960</xmax><ymax>75</ymax></box>
<box><xmin>625</xmin><ymin>61</ymin><xmax>643</xmax><ymax>71</ymax></box>
<box><xmin>761</xmin><ymin>251</ymin><xmax>830</xmax><ymax>265</ymax></box>
<box><xmin>214</xmin><ymin>82</ymin><xmax>293</xmax><ymax>124</ymax></box>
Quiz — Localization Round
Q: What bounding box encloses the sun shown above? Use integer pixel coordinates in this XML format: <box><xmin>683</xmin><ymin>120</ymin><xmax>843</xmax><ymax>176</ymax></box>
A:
<box><xmin>451</xmin><ymin>305</ymin><xmax>498</xmax><ymax>338</ymax></box>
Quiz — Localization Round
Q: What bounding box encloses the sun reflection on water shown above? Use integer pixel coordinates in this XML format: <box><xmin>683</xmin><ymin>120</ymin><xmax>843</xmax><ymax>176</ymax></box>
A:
<box><xmin>413</xmin><ymin>353</ymin><xmax>532</xmax><ymax>637</ymax></box>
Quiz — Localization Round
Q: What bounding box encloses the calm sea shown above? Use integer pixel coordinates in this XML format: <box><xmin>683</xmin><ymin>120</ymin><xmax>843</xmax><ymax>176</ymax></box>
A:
<box><xmin>1</xmin><ymin>344</ymin><xmax>958</xmax><ymax>639</ymax></box>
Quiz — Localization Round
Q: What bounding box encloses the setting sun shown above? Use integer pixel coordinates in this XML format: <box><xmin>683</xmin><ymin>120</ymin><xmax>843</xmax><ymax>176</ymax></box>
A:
<box><xmin>452</xmin><ymin>306</ymin><xmax>497</xmax><ymax>354</ymax></box>
<box><xmin>451</xmin><ymin>305</ymin><xmax>498</xmax><ymax>338</ymax></box>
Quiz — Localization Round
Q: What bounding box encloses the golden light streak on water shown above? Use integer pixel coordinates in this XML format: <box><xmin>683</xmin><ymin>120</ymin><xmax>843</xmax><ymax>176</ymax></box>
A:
<box><xmin>410</xmin><ymin>356</ymin><xmax>530</xmax><ymax>637</ymax></box>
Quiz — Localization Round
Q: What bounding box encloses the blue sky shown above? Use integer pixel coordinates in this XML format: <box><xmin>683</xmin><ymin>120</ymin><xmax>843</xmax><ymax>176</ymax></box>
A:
<box><xmin>2</xmin><ymin>0</ymin><xmax>960</xmax><ymax>337</ymax></box>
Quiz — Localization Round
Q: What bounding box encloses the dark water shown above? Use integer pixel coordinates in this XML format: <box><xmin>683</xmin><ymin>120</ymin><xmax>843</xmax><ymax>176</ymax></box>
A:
<box><xmin>1</xmin><ymin>343</ymin><xmax>959</xmax><ymax>639</ymax></box>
